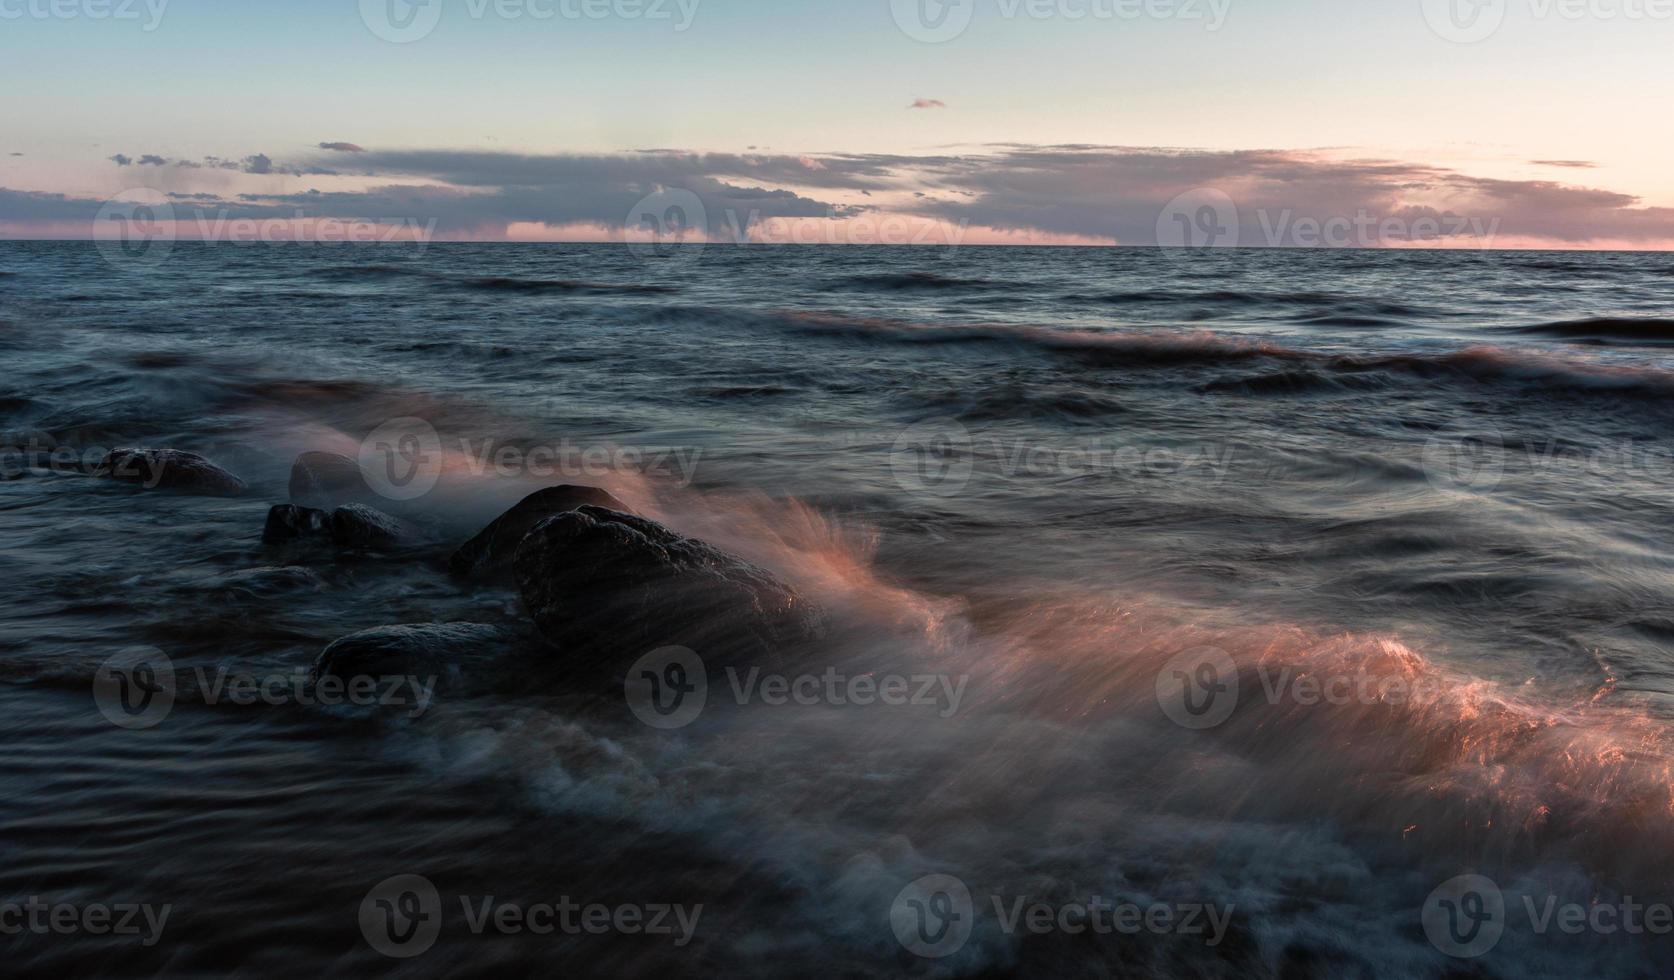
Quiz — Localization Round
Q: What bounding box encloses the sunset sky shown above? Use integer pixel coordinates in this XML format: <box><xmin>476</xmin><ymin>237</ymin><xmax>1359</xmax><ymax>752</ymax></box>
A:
<box><xmin>2</xmin><ymin>0</ymin><xmax>1671</xmax><ymax>247</ymax></box>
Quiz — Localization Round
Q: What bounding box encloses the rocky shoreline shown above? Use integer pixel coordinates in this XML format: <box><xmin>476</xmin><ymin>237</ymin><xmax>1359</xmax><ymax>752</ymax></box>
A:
<box><xmin>90</xmin><ymin>446</ymin><xmax>827</xmax><ymax>699</ymax></box>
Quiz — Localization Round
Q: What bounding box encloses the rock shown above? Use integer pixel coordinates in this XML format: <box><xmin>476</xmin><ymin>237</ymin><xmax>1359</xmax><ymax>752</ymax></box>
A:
<box><xmin>513</xmin><ymin>506</ymin><xmax>824</xmax><ymax>671</ymax></box>
<box><xmin>449</xmin><ymin>484</ymin><xmax>629</xmax><ymax>579</ymax></box>
<box><xmin>312</xmin><ymin>623</ymin><xmax>539</xmax><ymax>694</ymax></box>
<box><xmin>262</xmin><ymin>502</ymin><xmax>414</xmax><ymax>550</ymax></box>
<box><xmin>263</xmin><ymin>504</ymin><xmax>331</xmax><ymax>544</ymax></box>
<box><xmin>329</xmin><ymin>503</ymin><xmax>411</xmax><ymax>549</ymax></box>
<box><xmin>100</xmin><ymin>448</ymin><xmax>247</xmax><ymax>496</ymax></box>
<box><xmin>289</xmin><ymin>451</ymin><xmax>372</xmax><ymax>508</ymax></box>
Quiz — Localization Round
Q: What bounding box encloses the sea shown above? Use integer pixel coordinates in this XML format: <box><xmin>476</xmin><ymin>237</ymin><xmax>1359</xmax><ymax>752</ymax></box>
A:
<box><xmin>3</xmin><ymin>240</ymin><xmax>1674</xmax><ymax>977</ymax></box>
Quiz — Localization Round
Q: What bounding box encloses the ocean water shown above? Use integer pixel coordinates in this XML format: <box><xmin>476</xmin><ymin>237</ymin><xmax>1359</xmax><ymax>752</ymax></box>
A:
<box><xmin>3</xmin><ymin>241</ymin><xmax>1674</xmax><ymax>977</ymax></box>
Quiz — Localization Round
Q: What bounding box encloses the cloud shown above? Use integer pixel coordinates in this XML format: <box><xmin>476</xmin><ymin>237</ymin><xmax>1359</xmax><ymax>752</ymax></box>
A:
<box><xmin>109</xmin><ymin>154</ymin><xmax>133</xmax><ymax>167</ymax></box>
<box><xmin>319</xmin><ymin>142</ymin><xmax>366</xmax><ymax>153</ymax></box>
<box><xmin>1531</xmin><ymin>159</ymin><xmax>1596</xmax><ymax>168</ymax></box>
<box><xmin>11</xmin><ymin>143</ymin><xmax>1674</xmax><ymax>247</ymax></box>
<box><xmin>910</xmin><ymin>99</ymin><xmax>947</xmax><ymax>109</ymax></box>
<box><xmin>138</xmin><ymin>155</ymin><xmax>167</xmax><ymax>166</ymax></box>
<box><xmin>7</xmin><ymin>153</ymin><xmax>21</xmax><ymax>157</ymax></box>
<box><xmin>903</xmin><ymin>145</ymin><xmax>1674</xmax><ymax>246</ymax></box>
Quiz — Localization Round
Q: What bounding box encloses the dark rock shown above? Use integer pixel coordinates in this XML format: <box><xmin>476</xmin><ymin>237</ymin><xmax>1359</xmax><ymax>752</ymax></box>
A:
<box><xmin>513</xmin><ymin>506</ymin><xmax>824</xmax><ymax>671</ymax></box>
<box><xmin>289</xmin><ymin>451</ymin><xmax>372</xmax><ymax>507</ymax></box>
<box><xmin>263</xmin><ymin>504</ymin><xmax>331</xmax><ymax>544</ymax></box>
<box><xmin>329</xmin><ymin>503</ymin><xmax>411</xmax><ymax>549</ymax></box>
<box><xmin>100</xmin><ymin>448</ymin><xmax>247</xmax><ymax>496</ymax></box>
<box><xmin>449</xmin><ymin>484</ymin><xmax>629</xmax><ymax>579</ymax></box>
<box><xmin>312</xmin><ymin>623</ymin><xmax>538</xmax><ymax>693</ymax></box>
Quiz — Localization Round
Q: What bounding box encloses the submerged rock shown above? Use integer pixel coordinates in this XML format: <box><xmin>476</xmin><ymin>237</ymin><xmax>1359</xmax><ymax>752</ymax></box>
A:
<box><xmin>263</xmin><ymin>504</ymin><xmax>330</xmax><ymax>544</ymax></box>
<box><xmin>329</xmin><ymin>503</ymin><xmax>412</xmax><ymax>549</ymax></box>
<box><xmin>261</xmin><ymin>502</ymin><xmax>412</xmax><ymax>550</ymax></box>
<box><xmin>513</xmin><ymin>506</ymin><xmax>824</xmax><ymax>671</ymax></box>
<box><xmin>449</xmin><ymin>484</ymin><xmax>629</xmax><ymax>579</ymax></box>
<box><xmin>312</xmin><ymin>623</ymin><xmax>539</xmax><ymax>693</ymax></box>
<box><xmin>100</xmin><ymin>448</ymin><xmax>247</xmax><ymax>496</ymax></box>
<box><xmin>289</xmin><ymin>451</ymin><xmax>372</xmax><ymax>508</ymax></box>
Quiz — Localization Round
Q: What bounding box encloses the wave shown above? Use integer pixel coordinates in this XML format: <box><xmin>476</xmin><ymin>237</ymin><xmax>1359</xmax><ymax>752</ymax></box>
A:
<box><xmin>764</xmin><ymin>310</ymin><xmax>1674</xmax><ymax>402</ymax></box>
<box><xmin>1512</xmin><ymin>316</ymin><xmax>1674</xmax><ymax>346</ymax></box>
<box><xmin>773</xmin><ymin>311</ymin><xmax>1308</xmax><ymax>366</ymax></box>
<box><xmin>456</xmin><ymin>276</ymin><xmax>676</xmax><ymax>295</ymax></box>
<box><xmin>910</xmin><ymin>383</ymin><xmax>1127</xmax><ymax>422</ymax></box>
<box><xmin>307</xmin><ymin>263</ymin><xmax>674</xmax><ymax>296</ymax></box>
<box><xmin>1064</xmin><ymin>288</ymin><xmax>1429</xmax><ymax>319</ymax></box>
<box><xmin>832</xmin><ymin>271</ymin><xmax>995</xmax><ymax>291</ymax></box>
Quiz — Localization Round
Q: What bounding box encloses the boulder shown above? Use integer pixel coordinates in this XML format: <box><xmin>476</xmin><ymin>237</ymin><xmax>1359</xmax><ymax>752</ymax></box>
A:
<box><xmin>262</xmin><ymin>502</ymin><xmax>414</xmax><ymax>550</ymax></box>
<box><xmin>513</xmin><ymin>506</ymin><xmax>824</xmax><ymax>671</ymax></box>
<box><xmin>329</xmin><ymin>503</ymin><xmax>411</xmax><ymax>550</ymax></box>
<box><xmin>449</xmin><ymin>484</ymin><xmax>629</xmax><ymax>579</ymax></box>
<box><xmin>100</xmin><ymin>448</ymin><xmax>247</xmax><ymax>496</ymax></box>
<box><xmin>289</xmin><ymin>451</ymin><xmax>372</xmax><ymax>508</ymax></box>
<box><xmin>263</xmin><ymin>504</ymin><xmax>330</xmax><ymax>544</ymax></box>
<box><xmin>312</xmin><ymin>623</ymin><xmax>539</xmax><ymax>694</ymax></box>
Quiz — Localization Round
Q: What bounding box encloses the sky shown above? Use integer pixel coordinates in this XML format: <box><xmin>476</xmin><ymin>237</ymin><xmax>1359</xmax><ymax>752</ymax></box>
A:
<box><xmin>1</xmin><ymin>0</ymin><xmax>1672</xmax><ymax>248</ymax></box>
